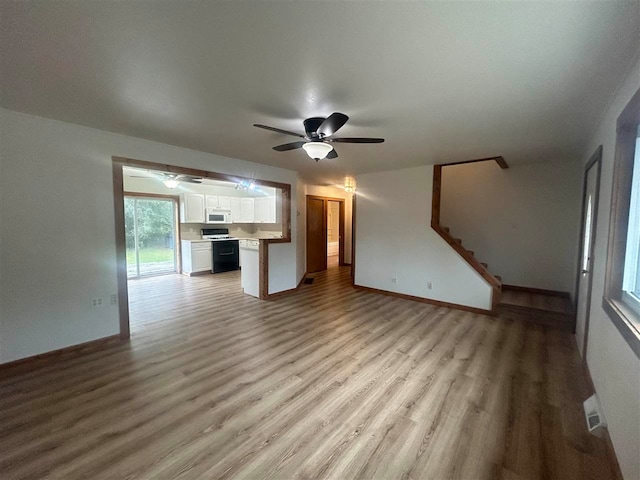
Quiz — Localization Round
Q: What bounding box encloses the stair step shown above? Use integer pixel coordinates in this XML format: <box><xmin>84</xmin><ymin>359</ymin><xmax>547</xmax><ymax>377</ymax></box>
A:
<box><xmin>443</xmin><ymin>226</ymin><xmax>450</xmax><ymax>233</ymax></box>
<box><xmin>467</xmin><ymin>250</ymin><xmax>474</xmax><ymax>256</ymax></box>
<box><xmin>495</xmin><ymin>275</ymin><xmax>502</xmax><ymax>282</ymax></box>
<box><xmin>498</xmin><ymin>303</ymin><xmax>574</xmax><ymax>331</ymax></box>
<box><xmin>481</xmin><ymin>262</ymin><xmax>488</xmax><ymax>268</ymax></box>
<box><xmin>453</xmin><ymin>238</ymin><xmax>462</xmax><ymax>245</ymax></box>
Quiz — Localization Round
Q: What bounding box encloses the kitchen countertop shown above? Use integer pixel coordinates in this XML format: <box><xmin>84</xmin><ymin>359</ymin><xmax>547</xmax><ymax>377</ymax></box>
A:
<box><xmin>182</xmin><ymin>236</ymin><xmax>282</xmax><ymax>243</ymax></box>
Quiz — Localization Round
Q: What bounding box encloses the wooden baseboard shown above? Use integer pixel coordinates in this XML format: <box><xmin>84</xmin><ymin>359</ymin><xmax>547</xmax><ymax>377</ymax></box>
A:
<box><xmin>502</xmin><ymin>284</ymin><xmax>571</xmax><ymax>299</ymax></box>
<box><xmin>353</xmin><ymin>284</ymin><xmax>496</xmax><ymax>316</ymax></box>
<box><xmin>0</xmin><ymin>334</ymin><xmax>122</xmax><ymax>375</ymax></box>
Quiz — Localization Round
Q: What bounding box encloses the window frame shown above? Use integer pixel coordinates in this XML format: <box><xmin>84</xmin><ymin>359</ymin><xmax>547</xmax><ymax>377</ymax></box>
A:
<box><xmin>602</xmin><ymin>87</ymin><xmax>640</xmax><ymax>359</ymax></box>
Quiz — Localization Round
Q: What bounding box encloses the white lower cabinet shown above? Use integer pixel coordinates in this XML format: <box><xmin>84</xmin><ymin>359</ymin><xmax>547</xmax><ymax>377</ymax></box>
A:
<box><xmin>181</xmin><ymin>240</ymin><xmax>212</xmax><ymax>274</ymax></box>
<box><xmin>239</xmin><ymin>239</ymin><xmax>260</xmax><ymax>297</ymax></box>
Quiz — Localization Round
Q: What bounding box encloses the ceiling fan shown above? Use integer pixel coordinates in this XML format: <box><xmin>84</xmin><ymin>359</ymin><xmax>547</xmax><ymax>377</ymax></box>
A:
<box><xmin>156</xmin><ymin>173</ymin><xmax>202</xmax><ymax>189</ymax></box>
<box><xmin>253</xmin><ymin>112</ymin><xmax>384</xmax><ymax>161</ymax></box>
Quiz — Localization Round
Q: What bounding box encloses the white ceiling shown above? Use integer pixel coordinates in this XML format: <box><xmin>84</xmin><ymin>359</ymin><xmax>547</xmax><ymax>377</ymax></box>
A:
<box><xmin>1</xmin><ymin>2</ymin><xmax>638</xmax><ymax>185</ymax></box>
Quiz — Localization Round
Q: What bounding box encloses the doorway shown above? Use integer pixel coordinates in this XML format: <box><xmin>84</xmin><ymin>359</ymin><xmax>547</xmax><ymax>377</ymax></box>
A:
<box><xmin>124</xmin><ymin>195</ymin><xmax>179</xmax><ymax>278</ymax></box>
<box><xmin>306</xmin><ymin>196</ymin><xmax>345</xmax><ymax>273</ymax></box>
<box><xmin>575</xmin><ymin>146</ymin><xmax>602</xmax><ymax>357</ymax></box>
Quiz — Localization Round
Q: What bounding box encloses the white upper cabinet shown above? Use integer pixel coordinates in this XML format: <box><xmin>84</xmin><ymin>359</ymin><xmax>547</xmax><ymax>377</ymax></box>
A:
<box><xmin>229</xmin><ymin>197</ymin><xmax>241</xmax><ymax>223</ymax></box>
<box><xmin>205</xmin><ymin>195</ymin><xmax>219</xmax><ymax>209</ymax></box>
<box><xmin>180</xmin><ymin>194</ymin><xmax>205</xmax><ymax>223</ymax></box>
<box><xmin>254</xmin><ymin>196</ymin><xmax>276</xmax><ymax>223</ymax></box>
<box><xmin>218</xmin><ymin>196</ymin><xmax>231</xmax><ymax>210</ymax></box>
<box><xmin>205</xmin><ymin>195</ymin><xmax>231</xmax><ymax>210</ymax></box>
<box><xmin>238</xmin><ymin>198</ymin><xmax>255</xmax><ymax>223</ymax></box>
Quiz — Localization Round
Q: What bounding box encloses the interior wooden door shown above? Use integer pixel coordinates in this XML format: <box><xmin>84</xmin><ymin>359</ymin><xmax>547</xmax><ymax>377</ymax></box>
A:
<box><xmin>307</xmin><ymin>196</ymin><xmax>327</xmax><ymax>273</ymax></box>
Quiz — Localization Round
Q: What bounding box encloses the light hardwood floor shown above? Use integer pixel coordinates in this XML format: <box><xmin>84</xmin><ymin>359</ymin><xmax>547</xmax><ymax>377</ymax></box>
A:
<box><xmin>0</xmin><ymin>267</ymin><xmax>620</xmax><ymax>479</ymax></box>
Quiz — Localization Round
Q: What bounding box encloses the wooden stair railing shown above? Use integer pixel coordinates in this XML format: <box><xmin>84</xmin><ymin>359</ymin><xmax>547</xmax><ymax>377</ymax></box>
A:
<box><xmin>432</xmin><ymin>159</ymin><xmax>507</xmax><ymax>315</ymax></box>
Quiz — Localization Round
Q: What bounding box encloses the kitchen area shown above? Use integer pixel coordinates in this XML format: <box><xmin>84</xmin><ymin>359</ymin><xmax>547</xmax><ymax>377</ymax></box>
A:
<box><xmin>123</xmin><ymin>166</ymin><xmax>284</xmax><ymax>298</ymax></box>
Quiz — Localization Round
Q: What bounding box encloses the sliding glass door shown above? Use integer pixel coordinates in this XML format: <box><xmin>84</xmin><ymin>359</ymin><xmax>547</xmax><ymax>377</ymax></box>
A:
<box><xmin>125</xmin><ymin>196</ymin><xmax>178</xmax><ymax>278</ymax></box>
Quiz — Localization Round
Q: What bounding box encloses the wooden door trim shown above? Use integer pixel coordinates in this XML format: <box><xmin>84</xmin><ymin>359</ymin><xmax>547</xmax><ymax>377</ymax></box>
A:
<box><xmin>113</xmin><ymin>156</ymin><xmax>293</xmax><ymax>339</ymax></box>
<box><xmin>113</xmin><ymin>156</ymin><xmax>292</xmax><ymax>241</ymax></box>
<box><xmin>306</xmin><ymin>195</ymin><xmax>347</xmax><ymax>273</ymax></box>
<box><xmin>123</xmin><ymin>192</ymin><xmax>182</xmax><ymax>275</ymax></box>
<box><xmin>351</xmin><ymin>193</ymin><xmax>356</xmax><ymax>283</ymax></box>
<box><xmin>306</xmin><ymin>196</ymin><xmax>328</xmax><ymax>272</ymax></box>
<box><xmin>337</xmin><ymin>200</ymin><xmax>345</xmax><ymax>266</ymax></box>
<box><xmin>113</xmin><ymin>160</ymin><xmax>130</xmax><ymax>340</ymax></box>
<box><xmin>574</xmin><ymin>146</ymin><xmax>602</xmax><ymax>355</ymax></box>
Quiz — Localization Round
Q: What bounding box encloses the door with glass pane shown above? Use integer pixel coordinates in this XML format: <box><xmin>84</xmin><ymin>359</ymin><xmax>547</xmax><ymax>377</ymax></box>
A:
<box><xmin>125</xmin><ymin>196</ymin><xmax>178</xmax><ymax>278</ymax></box>
<box><xmin>575</xmin><ymin>148</ymin><xmax>602</xmax><ymax>357</ymax></box>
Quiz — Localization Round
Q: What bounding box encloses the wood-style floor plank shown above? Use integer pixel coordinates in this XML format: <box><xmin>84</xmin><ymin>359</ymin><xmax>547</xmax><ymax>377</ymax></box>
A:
<box><xmin>0</xmin><ymin>267</ymin><xmax>620</xmax><ymax>479</ymax></box>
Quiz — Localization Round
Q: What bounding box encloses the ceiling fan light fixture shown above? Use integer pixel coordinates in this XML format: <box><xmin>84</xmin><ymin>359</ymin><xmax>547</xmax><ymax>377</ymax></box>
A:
<box><xmin>302</xmin><ymin>142</ymin><xmax>333</xmax><ymax>160</ymax></box>
<box><xmin>344</xmin><ymin>177</ymin><xmax>356</xmax><ymax>193</ymax></box>
<box><xmin>163</xmin><ymin>179</ymin><xmax>179</xmax><ymax>189</ymax></box>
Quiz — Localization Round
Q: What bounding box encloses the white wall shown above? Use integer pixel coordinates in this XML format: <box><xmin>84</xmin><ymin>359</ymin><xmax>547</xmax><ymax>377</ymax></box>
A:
<box><xmin>576</xmin><ymin>57</ymin><xmax>640</xmax><ymax>480</ymax></box>
<box><xmin>441</xmin><ymin>160</ymin><xmax>581</xmax><ymax>295</ymax></box>
<box><xmin>354</xmin><ymin>165</ymin><xmax>493</xmax><ymax>310</ymax></box>
<box><xmin>306</xmin><ymin>184</ymin><xmax>353</xmax><ymax>264</ymax></box>
<box><xmin>0</xmin><ymin>109</ymin><xmax>300</xmax><ymax>364</ymax></box>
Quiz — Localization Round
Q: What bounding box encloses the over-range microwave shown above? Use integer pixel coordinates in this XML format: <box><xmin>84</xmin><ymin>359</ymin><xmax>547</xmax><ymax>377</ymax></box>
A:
<box><xmin>205</xmin><ymin>209</ymin><xmax>232</xmax><ymax>224</ymax></box>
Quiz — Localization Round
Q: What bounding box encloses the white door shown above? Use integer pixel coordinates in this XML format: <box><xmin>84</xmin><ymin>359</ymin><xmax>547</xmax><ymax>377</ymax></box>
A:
<box><xmin>575</xmin><ymin>149</ymin><xmax>601</xmax><ymax>357</ymax></box>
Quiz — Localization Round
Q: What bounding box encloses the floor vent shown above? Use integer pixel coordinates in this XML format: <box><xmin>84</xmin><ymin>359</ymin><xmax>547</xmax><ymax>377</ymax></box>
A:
<box><xmin>304</xmin><ymin>278</ymin><xmax>314</xmax><ymax>285</ymax></box>
<box><xmin>584</xmin><ymin>394</ymin><xmax>606</xmax><ymax>434</ymax></box>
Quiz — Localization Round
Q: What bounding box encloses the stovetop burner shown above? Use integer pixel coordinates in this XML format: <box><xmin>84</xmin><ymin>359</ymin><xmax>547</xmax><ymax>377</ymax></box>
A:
<box><xmin>201</xmin><ymin>227</ymin><xmax>236</xmax><ymax>241</ymax></box>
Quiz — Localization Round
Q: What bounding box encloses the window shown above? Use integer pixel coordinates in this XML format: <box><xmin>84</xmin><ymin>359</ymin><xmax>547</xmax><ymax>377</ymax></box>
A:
<box><xmin>603</xmin><ymin>88</ymin><xmax>640</xmax><ymax>358</ymax></box>
<box><xmin>621</xmin><ymin>134</ymin><xmax>640</xmax><ymax>317</ymax></box>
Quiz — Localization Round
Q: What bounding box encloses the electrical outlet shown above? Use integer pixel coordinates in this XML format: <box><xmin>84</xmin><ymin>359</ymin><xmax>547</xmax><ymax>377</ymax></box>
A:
<box><xmin>391</xmin><ymin>277</ymin><xmax>398</xmax><ymax>284</ymax></box>
<box><xmin>427</xmin><ymin>281</ymin><xmax>433</xmax><ymax>290</ymax></box>
<box><xmin>110</xmin><ymin>294</ymin><xmax>117</xmax><ymax>305</ymax></box>
<box><xmin>91</xmin><ymin>298</ymin><xmax>103</xmax><ymax>308</ymax></box>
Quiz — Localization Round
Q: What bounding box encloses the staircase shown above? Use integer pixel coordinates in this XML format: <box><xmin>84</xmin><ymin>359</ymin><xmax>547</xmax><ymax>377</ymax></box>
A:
<box><xmin>432</xmin><ymin>223</ymin><xmax>503</xmax><ymax>314</ymax></box>
<box><xmin>498</xmin><ymin>287</ymin><xmax>575</xmax><ymax>331</ymax></box>
<box><xmin>432</xmin><ymin>157</ymin><xmax>575</xmax><ymax>327</ymax></box>
<box><xmin>431</xmin><ymin>161</ymin><xmax>504</xmax><ymax>315</ymax></box>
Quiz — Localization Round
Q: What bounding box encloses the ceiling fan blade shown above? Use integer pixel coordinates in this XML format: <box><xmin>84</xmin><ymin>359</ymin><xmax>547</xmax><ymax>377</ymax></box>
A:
<box><xmin>254</xmin><ymin>124</ymin><xmax>305</xmax><ymax>138</ymax></box>
<box><xmin>273</xmin><ymin>141</ymin><xmax>306</xmax><ymax>152</ymax></box>
<box><xmin>182</xmin><ymin>178</ymin><xmax>202</xmax><ymax>184</ymax></box>
<box><xmin>326</xmin><ymin>149</ymin><xmax>338</xmax><ymax>159</ymax></box>
<box><xmin>317</xmin><ymin>112</ymin><xmax>349</xmax><ymax>137</ymax></box>
<box><xmin>330</xmin><ymin>137</ymin><xmax>385</xmax><ymax>143</ymax></box>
